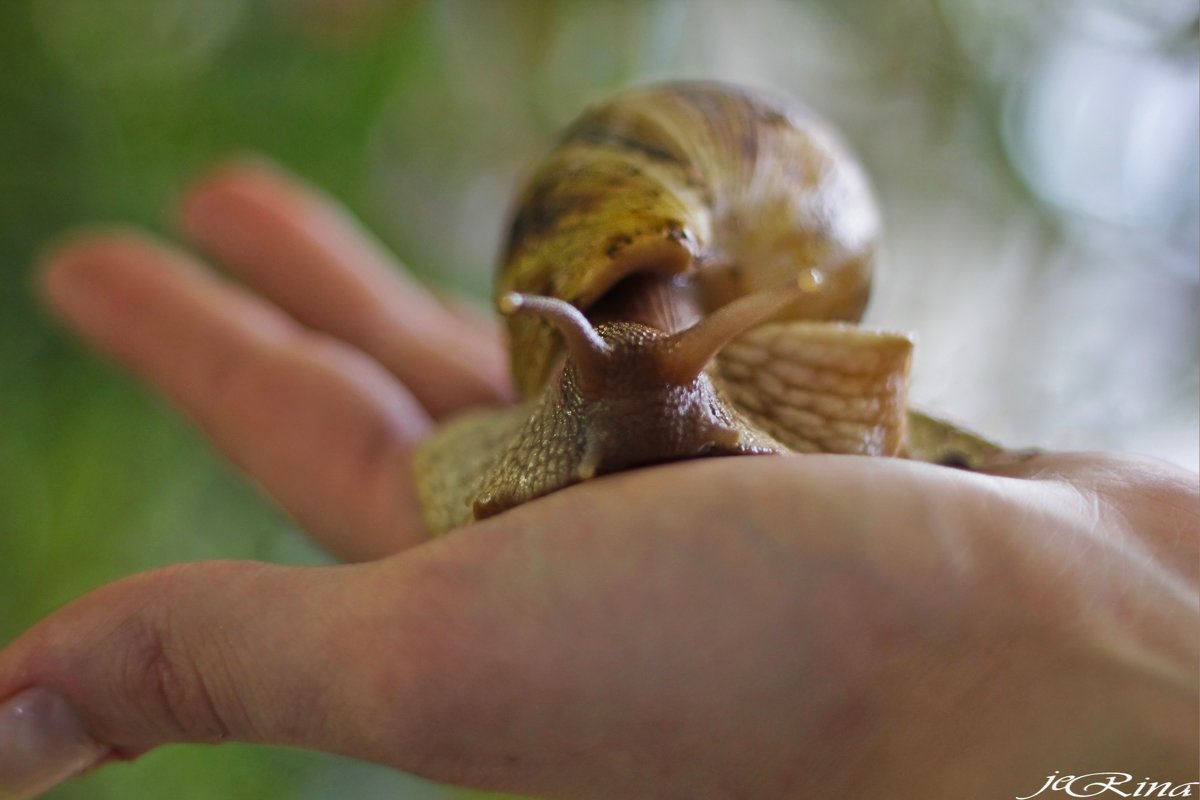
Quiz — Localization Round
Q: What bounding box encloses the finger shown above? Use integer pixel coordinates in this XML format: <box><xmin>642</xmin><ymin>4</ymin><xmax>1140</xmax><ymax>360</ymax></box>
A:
<box><xmin>0</xmin><ymin>560</ymin><xmax>446</xmax><ymax>795</ymax></box>
<box><xmin>179</xmin><ymin>159</ymin><xmax>514</xmax><ymax>418</ymax></box>
<box><xmin>39</xmin><ymin>231</ymin><xmax>432</xmax><ymax>561</ymax></box>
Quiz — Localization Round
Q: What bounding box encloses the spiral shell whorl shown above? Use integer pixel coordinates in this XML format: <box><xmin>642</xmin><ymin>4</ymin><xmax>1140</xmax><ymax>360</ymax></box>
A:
<box><xmin>499</xmin><ymin>82</ymin><xmax>881</xmax><ymax>399</ymax></box>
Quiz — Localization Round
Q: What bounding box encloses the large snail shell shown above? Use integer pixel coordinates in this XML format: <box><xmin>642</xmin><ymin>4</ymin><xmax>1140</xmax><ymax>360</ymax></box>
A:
<box><xmin>499</xmin><ymin>82</ymin><xmax>881</xmax><ymax>398</ymax></box>
<box><xmin>414</xmin><ymin>82</ymin><xmax>1018</xmax><ymax>536</ymax></box>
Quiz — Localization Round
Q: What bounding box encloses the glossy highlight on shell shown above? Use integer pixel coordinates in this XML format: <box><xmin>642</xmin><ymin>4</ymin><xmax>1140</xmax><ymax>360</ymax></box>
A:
<box><xmin>414</xmin><ymin>81</ymin><xmax>1017</xmax><ymax>535</ymax></box>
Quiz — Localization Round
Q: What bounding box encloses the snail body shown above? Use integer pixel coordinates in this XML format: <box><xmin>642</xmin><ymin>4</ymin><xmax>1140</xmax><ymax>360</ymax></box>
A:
<box><xmin>415</xmin><ymin>82</ymin><xmax>1008</xmax><ymax>535</ymax></box>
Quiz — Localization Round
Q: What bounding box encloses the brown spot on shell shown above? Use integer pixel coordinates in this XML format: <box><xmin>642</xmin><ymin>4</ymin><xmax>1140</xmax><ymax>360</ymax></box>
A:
<box><xmin>565</xmin><ymin>109</ymin><xmax>689</xmax><ymax>168</ymax></box>
<box><xmin>572</xmin><ymin>125</ymin><xmax>687</xmax><ymax>168</ymax></box>
<box><xmin>604</xmin><ymin>233</ymin><xmax>634</xmax><ymax>257</ymax></box>
<box><xmin>504</xmin><ymin>174</ymin><xmax>606</xmax><ymax>261</ymax></box>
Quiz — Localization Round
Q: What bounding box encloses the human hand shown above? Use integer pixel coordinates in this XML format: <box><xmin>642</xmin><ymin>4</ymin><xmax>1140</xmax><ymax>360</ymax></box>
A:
<box><xmin>2</xmin><ymin>160</ymin><xmax>1196</xmax><ymax>800</ymax></box>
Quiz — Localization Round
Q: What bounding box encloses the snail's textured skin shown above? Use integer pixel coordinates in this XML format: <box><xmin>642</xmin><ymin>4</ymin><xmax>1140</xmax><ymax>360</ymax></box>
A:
<box><xmin>471</xmin><ymin>320</ymin><xmax>787</xmax><ymax>522</ymax></box>
<box><xmin>414</xmin><ymin>82</ymin><xmax>1013</xmax><ymax>535</ymax></box>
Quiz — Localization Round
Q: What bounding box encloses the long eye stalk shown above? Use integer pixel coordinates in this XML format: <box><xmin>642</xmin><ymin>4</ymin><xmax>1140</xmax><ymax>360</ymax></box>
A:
<box><xmin>500</xmin><ymin>292</ymin><xmax>611</xmax><ymax>392</ymax></box>
<box><xmin>661</xmin><ymin>271</ymin><xmax>823</xmax><ymax>384</ymax></box>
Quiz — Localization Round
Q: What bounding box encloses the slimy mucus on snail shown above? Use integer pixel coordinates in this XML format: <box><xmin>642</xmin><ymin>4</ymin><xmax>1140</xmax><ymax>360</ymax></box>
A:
<box><xmin>414</xmin><ymin>81</ymin><xmax>1018</xmax><ymax>535</ymax></box>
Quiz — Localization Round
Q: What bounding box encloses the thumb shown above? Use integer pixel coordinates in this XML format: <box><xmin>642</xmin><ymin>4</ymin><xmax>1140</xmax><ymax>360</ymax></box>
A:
<box><xmin>0</xmin><ymin>559</ymin><xmax>442</xmax><ymax>798</ymax></box>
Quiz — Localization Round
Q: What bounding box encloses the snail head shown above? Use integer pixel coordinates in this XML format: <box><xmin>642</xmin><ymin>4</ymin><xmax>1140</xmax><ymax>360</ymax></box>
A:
<box><xmin>473</xmin><ymin>277</ymin><xmax>819</xmax><ymax>519</ymax></box>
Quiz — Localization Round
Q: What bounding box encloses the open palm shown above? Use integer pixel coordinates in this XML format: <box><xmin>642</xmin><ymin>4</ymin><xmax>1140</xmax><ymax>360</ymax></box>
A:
<box><xmin>1</xmin><ymin>161</ymin><xmax>1195</xmax><ymax>800</ymax></box>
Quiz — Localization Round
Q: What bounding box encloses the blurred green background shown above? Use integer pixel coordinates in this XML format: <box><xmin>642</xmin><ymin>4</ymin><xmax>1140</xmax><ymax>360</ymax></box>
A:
<box><xmin>1</xmin><ymin>0</ymin><xmax>1196</xmax><ymax>797</ymax></box>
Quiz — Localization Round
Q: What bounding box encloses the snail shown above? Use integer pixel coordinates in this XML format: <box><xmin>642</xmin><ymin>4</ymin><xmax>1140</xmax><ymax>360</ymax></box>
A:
<box><xmin>414</xmin><ymin>81</ymin><xmax>1014</xmax><ymax>535</ymax></box>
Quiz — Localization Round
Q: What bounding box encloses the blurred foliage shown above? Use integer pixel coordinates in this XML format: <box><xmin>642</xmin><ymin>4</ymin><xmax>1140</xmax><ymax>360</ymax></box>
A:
<box><xmin>0</xmin><ymin>0</ymin><xmax>1196</xmax><ymax>797</ymax></box>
